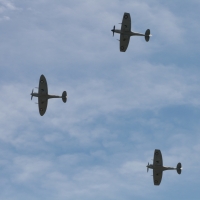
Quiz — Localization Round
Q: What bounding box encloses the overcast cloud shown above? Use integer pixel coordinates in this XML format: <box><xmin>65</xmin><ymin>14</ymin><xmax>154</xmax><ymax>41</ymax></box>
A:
<box><xmin>0</xmin><ymin>1</ymin><xmax>200</xmax><ymax>200</ymax></box>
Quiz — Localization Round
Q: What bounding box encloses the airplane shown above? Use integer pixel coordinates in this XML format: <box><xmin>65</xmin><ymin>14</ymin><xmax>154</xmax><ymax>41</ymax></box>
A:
<box><xmin>30</xmin><ymin>74</ymin><xmax>67</xmax><ymax>116</ymax></box>
<box><xmin>111</xmin><ymin>12</ymin><xmax>151</xmax><ymax>52</ymax></box>
<box><xmin>146</xmin><ymin>149</ymin><xmax>182</xmax><ymax>186</ymax></box>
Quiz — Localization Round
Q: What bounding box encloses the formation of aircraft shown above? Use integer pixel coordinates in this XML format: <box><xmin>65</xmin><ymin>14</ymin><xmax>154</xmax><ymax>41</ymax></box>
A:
<box><xmin>29</xmin><ymin>13</ymin><xmax>182</xmax><ymax>187</ymax></box>
<box><xmin>110</xmin><ymin>15</ymin><xmax>182</xmax><ymax>186</ymax></box>
<box><xmin>31</xmin><ymin>74</ymin><xmax>67</xmax><ymax>116</ymax></box>
<box><xmin>111</xmin><ymin>12</ymin><xmax>152</xmax><ymax>52</ymax></box>
<box><xmin>146</xmin><ymin>149</ymin><xmax>182</xmax><ymax>185</ymax></box>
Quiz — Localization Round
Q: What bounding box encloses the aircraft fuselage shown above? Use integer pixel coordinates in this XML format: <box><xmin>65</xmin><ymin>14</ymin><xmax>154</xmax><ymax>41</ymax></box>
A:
<box><xmin>147</xmin><ymin>164</ymin><xmax>176</xmax><ymax>171</ymax></box>
<box><xmin>113</xmin><ymin>29</ymin><xmax>145</xmax><ymax>37</ymax></box>
<box><xmin>31</xmin><ymin>93</ymin><xmax>62</xmax><ymax>99</ymax></box>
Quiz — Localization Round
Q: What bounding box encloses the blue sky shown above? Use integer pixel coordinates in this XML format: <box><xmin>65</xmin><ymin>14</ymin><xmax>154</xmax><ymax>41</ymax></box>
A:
<box><xmin>0</xmin><ymin>0</ymin><xmax>200</xmax><ymax>199</ymax></box>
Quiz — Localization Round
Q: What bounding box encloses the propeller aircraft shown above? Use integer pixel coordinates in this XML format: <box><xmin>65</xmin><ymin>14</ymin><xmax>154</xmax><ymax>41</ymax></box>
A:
<box><xmin>111</xmin><ymin>12</ymin><xmax>151</xmax><ymax>52</ymax></box>
<box><xmin>146</xmin><ymin>149</ymin><xmax>182</xmax><ymax>185</ymax></box>
<box><xmin>31</xmin><ymin>74</ymin><xmax>67</xmax><ymax>116</ymax></box>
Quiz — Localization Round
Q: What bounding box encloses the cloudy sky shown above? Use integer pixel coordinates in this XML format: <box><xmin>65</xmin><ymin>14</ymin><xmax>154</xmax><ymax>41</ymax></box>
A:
<box><xmin>0</xmin><ymin>0</ymin><xmax>200</xmax><ymax>199</ymax></box>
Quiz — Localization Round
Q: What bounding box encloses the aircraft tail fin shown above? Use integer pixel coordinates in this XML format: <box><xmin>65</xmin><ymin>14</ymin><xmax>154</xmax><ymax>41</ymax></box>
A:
<box><xmin>145</xmin><ymin>29</ymin><xmax>151</xmax><ymax>42</ymax></box>
<box><xmin>176</xmin><ymin>162</ymin><xmax>182</xmax><ymax>174</ymax></box>
<box><xmin>62</xmin><ymin>91</ymin><xmax>67</xmax><ymax>103</ymax></box>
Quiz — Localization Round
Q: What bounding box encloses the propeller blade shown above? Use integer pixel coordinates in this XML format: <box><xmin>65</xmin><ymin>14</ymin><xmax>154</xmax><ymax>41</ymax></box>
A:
<box><xmin>147</xmin><ymin>162</ymin><xmax>149</xmax><ymax>173</ymax></box>
<box><xmin>31</xmin><ymin>89</ymin><xmax>34</xmax><ymax>100</ymax></box>
<box><xmin>111</xmin><ymin>25</ymin><xmax>115</xmax><ymax>37</ymax></box>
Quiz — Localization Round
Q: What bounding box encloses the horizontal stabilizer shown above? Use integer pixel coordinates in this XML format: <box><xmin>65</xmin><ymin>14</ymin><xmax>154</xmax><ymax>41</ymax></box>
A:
<box><xmin>176</xmin><ymin>162</ymin><xmax>182</xmax><ymax>174</ymax></box>
<box><xmin>62</xmin><ymin>91</ymin><xmax>67</xmax><ymax>103</ymax></box>
<box><xmin>177</xmin><ymin>168</ymin><xmax>181</xmax><ymax>174</ymax></box>
<box><xmin>145</xmin><ymin>29</ymin><xmax>150</xmax><ymax>42</ymax></box>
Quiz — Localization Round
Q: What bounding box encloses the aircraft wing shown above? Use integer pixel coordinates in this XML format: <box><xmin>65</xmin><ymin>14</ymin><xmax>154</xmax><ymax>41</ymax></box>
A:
<box><xmin>153</xmin><ymin>169</ymin><xmax>163</xmax><ymax>185</ymax></box>
<box><xmin>120</xmin><ymin>34</ymin><xmax>130</xmax><ymax>52</ymax></box>
<box><xmin>153</xmin><ymin>149</ymin><xmax>163</xmax><ymax>185</ymax></box>
<box><xmin>120</xmin><ymin>13</ymin><xmax>131</xmax><ymax>52</ymax></box>
<box><xmin>38</xmin><ymin>97</ymin><xmax>48</xmax><ymax>116</ymax></box>
<box><xmin>38</xmin><ymin>75</ymin><xmax>48</xmax><ymax>116</ymax></box>
<box><xmin>153</xmin><ymin>149</ymin><xmax>163</xmax><ymax>166</ymax></box>
<box><xmin>121</xmin><ymin>12</ymin><xmax>131</xmax><ymax>32</ymax></box>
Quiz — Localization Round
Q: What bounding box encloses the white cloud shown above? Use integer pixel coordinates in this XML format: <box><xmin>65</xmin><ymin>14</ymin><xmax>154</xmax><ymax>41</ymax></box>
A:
<box><xmin>0</xmin><ymin>0</ymin><xmax>200</xmax><ymax>199</ymax></box>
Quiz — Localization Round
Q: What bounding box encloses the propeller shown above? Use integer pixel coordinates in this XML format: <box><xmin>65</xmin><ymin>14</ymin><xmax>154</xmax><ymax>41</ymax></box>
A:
<box><xmin>147</xmin><ymin>162</ymin><xmax>149</xmax><ymax>173</ymax></box>
<box><xmin>31</xmin><ymin>89</ymin><xmax>34</xmax><ymax>100</ymax></box>
<box><xmin>111</xmin><ymin>25</ymin><xmax>115</xmax><ymax>37</ymax></box>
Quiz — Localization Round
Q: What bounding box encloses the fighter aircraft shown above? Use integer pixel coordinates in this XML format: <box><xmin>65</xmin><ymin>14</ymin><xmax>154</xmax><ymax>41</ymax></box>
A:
<box><xmin>111</xmin><ymin>12</ymin><xmax>151</xmax><ymax>52</ymax></box>
<box><xmin>146</xmin><ymin>149</ymin><xmax>182</xmax><ymax>186</ymax></box>
<box><xmin>30</xmin><ymin>74</ymin><xmax>67</xmax><ymax>116</ymax></box>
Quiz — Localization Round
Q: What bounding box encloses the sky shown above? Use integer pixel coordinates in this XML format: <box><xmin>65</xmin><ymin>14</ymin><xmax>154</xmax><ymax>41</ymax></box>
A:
<box><xmin>0</xmin><ymin>0</ymin><xmax>200</xmax><ymax>199</ymax></box>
